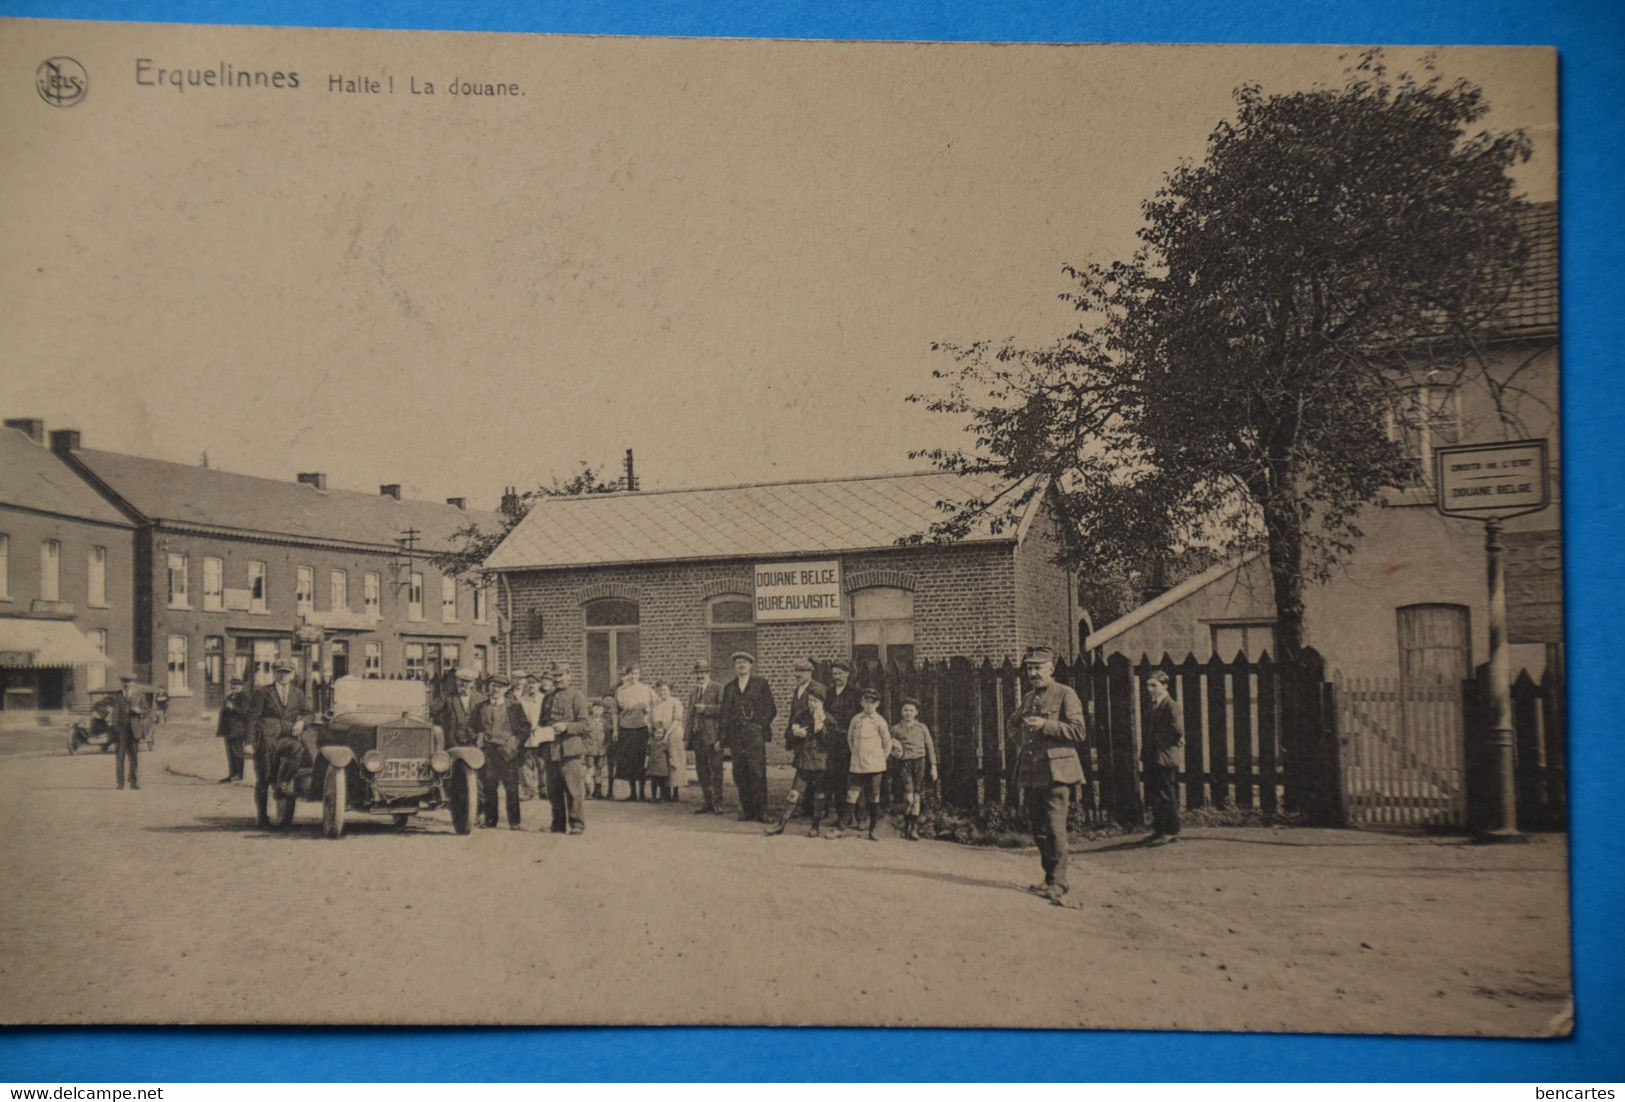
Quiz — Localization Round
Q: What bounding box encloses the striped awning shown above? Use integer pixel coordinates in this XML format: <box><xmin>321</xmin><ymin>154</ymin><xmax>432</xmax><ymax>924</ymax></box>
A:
<box><xmin>0</xmin><ymin>619</ymin><xmax>113</xmax><ymax>669</ymax></box>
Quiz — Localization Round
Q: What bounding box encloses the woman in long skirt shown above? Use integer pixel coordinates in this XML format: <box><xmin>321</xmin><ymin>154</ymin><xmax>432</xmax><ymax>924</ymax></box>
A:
<box><xmin>613</xmin><ymin>664</ymin><xmax>655</xmax><ymax>801</ymax></box>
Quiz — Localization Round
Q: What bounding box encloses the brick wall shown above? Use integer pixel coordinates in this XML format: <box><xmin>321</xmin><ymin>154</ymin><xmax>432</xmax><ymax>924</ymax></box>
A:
<box><xmin>500</xmin><ymin>541</ymin><xmax>1035</xmax><ymax>713</ymax></box>
<box><xmin>1012</xmin><ymin>495</ymin><xmax>1077</xmax><ymax>658</ymax></box>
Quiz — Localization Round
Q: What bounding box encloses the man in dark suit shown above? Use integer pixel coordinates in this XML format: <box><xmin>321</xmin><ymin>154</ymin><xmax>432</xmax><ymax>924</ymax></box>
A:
<box><xmin>785</xmin><ymin>657</ymin><xmax>825</xmax><ymax>820</ymax></box>
<box><xmin>434</xmin><ymin>668</ymin><xmax>483</xmax><ymax>748</ymax></box>
<box><xmin>1011</xmin><ymin>646</ymin><xmax>1088</xmax><ymax>906</ymax></box>
<box><xmin>108</xmin><ymin>674</ymin><xmax>145</xmax><ymax>791</ymax></box>
<box><xmin>686</xmin><ymin>661</ymin><xmax>724</xmax><ymax>814</ymax></box>
<box><xmin>719</xmin><ymin>651</ymin><xmax>776</xmax><ymax>822</ymax></box>
<box><xmin>823</xmin><ymin>659</ymin><xmax>861</xmax><ymax>820</ymax></box>
<box><xmin>248</xmin><ymin>659</ymin><xmax>312</xmax><ymax>825</ymax></box>
<box><xmin>1140</xmin><ymin>669</ymin><xmax>1185</xmax><ymax>846</ymax></box>
<box><xmin>216</xmin><ymin>677</ymin><xmax>251</xmax><ymax>783</ymax></box>
<box><xmin>473</xmin><ymin>674</ymin><xmax>527</xmax><ymax>830</ymax></box>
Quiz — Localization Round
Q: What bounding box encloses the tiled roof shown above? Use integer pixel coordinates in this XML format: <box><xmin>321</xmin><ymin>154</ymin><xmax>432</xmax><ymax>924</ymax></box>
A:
<box><xmin>0</xmin><ymin>428</ymin><xmax>133</xmax><ymax>527</ymax></box>
<box><xmin>1494</xmin><ymin>201</ymin><xmax>1558</xmax><ymax>335</ymax></box>
<box><xmin>484</xmin><ymin>472</ymin><xmax>1041</xmax><ymax>571</ymax></box>
<box><xmin>67</xmin><ymin>447</ymin><xmax>498</xmax><ymax>552</ymax></box>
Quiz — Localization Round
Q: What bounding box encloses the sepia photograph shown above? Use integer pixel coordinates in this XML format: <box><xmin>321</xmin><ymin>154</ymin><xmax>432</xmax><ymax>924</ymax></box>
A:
<box><xmin>0</xmin><ymin>19</ymin><xmax>1571</xmax><ymax>1038</ymax></box>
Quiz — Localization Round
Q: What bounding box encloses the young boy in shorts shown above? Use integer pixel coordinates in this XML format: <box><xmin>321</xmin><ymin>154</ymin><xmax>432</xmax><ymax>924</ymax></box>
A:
<box><xmin>839</xmin><ymin>687</ymin><xmax>892</xmax><ymax>840</ymax></box>
<box><xmin>890</xmin><ymin>696</ymin><xmax>938</xmax><ymax>841</ymax></box>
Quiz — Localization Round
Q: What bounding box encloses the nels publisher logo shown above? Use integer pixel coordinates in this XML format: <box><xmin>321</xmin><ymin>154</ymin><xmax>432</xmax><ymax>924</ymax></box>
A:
<box><xmin>36</xmin><ymin>56</ymin><xmax>88</xmax><ymax>107</ymax></box>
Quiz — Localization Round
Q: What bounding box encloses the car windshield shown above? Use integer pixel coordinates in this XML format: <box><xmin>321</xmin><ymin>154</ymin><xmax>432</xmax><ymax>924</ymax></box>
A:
<box><xmin>329</xmin><ymin>676</ymin><xmax>430</xmax><ymax>719</ymax></box>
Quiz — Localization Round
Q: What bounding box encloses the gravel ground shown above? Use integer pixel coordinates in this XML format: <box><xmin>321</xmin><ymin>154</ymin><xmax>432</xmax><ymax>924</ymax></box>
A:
<box><xmin>0</xmin><ymin>722</ymin><xmax>1572</xmax><ymax>1034</ymax></box>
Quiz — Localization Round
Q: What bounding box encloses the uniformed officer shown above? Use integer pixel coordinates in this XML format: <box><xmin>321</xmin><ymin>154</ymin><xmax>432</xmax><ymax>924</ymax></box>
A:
<box><xmin>538</xmin><ymin>663</ymin><xmax>593</xmax><ymax>835</ymax></box>
<box><xmin>1011</xmin><ymin>646</ymin><xmax>1088</xmax><ymax>905</ymax></box>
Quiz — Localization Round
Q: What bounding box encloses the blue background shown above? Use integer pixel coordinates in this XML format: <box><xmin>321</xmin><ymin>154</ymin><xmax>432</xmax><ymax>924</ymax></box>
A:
<box><xmin>2</xmin><ymin>0</ymin><xmax>1621</xmax><ymax>1083</ymax></box>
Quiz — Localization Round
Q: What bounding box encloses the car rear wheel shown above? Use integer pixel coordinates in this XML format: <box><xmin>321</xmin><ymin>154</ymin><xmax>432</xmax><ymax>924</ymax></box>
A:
<box><xmin>322</xmin><ymin>767</ymin><xmax>347</xmax><ymax>839</ymax></box>
<box><xmin>450</xmin><ymin>763</ymin><xmax>476</xmax><ymax>835</ymax></box>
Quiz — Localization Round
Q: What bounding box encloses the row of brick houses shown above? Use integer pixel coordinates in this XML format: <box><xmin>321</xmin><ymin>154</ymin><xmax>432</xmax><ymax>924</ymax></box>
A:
<box><xmin>0</xmin><ymin>420</ymin><xmax>502</xmax><ymax>723</ymax></box>
<box><xmin>481</xmin><ymin>472</ymin><xmax>1080</xmax><ymax>707</ymax></box>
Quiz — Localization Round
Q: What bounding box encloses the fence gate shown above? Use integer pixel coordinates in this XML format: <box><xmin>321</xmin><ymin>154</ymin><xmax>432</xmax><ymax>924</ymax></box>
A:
<box><xmin>1335</xmin><ymin>673</ymin><xmax>1466</xmax><ymax>828</ymax></box>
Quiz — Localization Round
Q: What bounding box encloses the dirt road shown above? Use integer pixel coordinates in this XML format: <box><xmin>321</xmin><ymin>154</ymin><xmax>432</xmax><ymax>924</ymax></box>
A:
<box><xmin>0</xmin><ymin>724</ymin><xmax>1571</xmax><ymax>1035</ymax></box>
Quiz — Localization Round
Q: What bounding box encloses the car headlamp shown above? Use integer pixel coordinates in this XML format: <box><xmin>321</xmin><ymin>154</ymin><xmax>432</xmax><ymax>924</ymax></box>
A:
<box><xmin>430</xmin><ymin>751</ymin><xmax>451</xmax><ymax>774</ymax></box>
<box><xmin>361</xmin><ymin>750</ymin><xmax>384</xmax><ymax>772</ymax></box>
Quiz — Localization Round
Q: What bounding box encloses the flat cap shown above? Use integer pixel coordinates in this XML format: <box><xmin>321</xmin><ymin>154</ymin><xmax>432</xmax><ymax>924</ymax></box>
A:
<box><xmin>807</xmin><ymin>683</ymin><xmax>827</xmax><ymax>702</ymax></box>
<box><xmin>272</xmin><ymin>660</ymin><xmax>296</xmax><ymax>673</ymax></box>
<box><xmin>860</xmin><ymin>687</ymin><xmax>881</xmax><ymax>700</ymax></box>
<box><xmin>730</xmin><ymin>651</ymin><xmax>756</xmax><ymax>664</ymax></box>
<box><xmin>829</xmin><ymin>659</ymin><xmax>852</xmax><ymax>673</ymax></box>
<box><xmin>119</xmin><ymin>673</ymin><xmax>140</xmax><ymax>683</ymax></box>
<box><xmin>485</xmin><ymin>673</ymin><xmax>511</xmax><ymax>687</ymax></box>
<box><xmin>692</xmin><ymin>660</ymin><xmax>711</xmax><ymax>673</ymax></box>
<box><xmin>1022</xmin><ymin>646</ymin><xmax>1057</xmax><ymax>664</ymax></box>
<box><xmin>791</xmin><ymin>657</ymin><xmax>814</xmax><ymax>672</ymax></box>
<box><xmin>454</xmin><ymin>667</ymin><xmax>478</xmax><ymax>681</ymax></box>
<box><xmin>510</xmin><ymin>670</ymin><xmax>531</xmax><ymax>682</ymax></box>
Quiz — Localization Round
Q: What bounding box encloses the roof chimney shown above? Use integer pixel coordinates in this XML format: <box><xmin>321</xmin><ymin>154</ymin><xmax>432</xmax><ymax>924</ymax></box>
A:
<box><xmin>446</xmin><ymin>497</ymin><xmax>466</xmax><ymax>510</ymax></box>
<box><xmin>49</xmin><ymin>428</ymin><xmax>81</xmax><ymax>454</ymax></box>
<box><xmin>379</xmin><ymin>483</ymin><xmax>401</xmax><ymax>501</ymax></box>
<box><xmin>297</xmin><ymin>472</ymin><xmax>328</xmax><ymax>490</ymax></box>
<box><xmin>499</xmin><ymin>485</ymin><xmax>522</xmax><ymax>519</ymax></box>
<box><xmin>3</xmin><ymin>418</ymin><xmax>44</xmax><ymax>445</ymax></box>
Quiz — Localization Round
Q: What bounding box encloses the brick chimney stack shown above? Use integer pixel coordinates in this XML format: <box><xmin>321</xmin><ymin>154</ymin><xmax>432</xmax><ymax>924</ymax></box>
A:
<box><xmin>297</xmin><ymin>472</ymin><xmax>328</xmax><ymax>490</ymax></box>
<box><xmin>3</xmin><ymin>418</ymin><xmax>44</xmax><ymax>444</ymax></box>
<box><xmin>446</xmin><ymin>497</ymin><xmax>466</xmax><ymax>510</ymax></box>
<box><xmin>49</xmin><ymin>428</ymin><xmax>81</xmax><ymax>454</ymax></box>
<box><xmin>379</xmin><ymin>484</ymin><xmax>401</xmax><ymax>501</ymax></box>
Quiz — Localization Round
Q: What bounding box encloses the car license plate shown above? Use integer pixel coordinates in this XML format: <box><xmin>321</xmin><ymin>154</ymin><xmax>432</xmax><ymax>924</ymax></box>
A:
<box><xmin>380</xmin><ymin>759</ymin><xmax>431</xmax><ymax>781</ymax></box>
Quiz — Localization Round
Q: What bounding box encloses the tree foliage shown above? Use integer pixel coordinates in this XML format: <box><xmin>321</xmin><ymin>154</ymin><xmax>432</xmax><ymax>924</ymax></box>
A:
<box><xmin>911</xmin><ymin>53</ymin><xmax>1534</xmax><ymax>657</ymax></box>
<box><xmin>429</xmin><ymin>461</ymin><xmax>623</xmax><ymax>581</ymax></box>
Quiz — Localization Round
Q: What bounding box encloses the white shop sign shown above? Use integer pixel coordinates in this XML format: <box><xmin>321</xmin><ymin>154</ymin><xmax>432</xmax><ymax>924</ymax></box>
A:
<box><xmin>753</xmin><ymin>560</ymin><xmax>843</xmax><ymax>622</ymax></box>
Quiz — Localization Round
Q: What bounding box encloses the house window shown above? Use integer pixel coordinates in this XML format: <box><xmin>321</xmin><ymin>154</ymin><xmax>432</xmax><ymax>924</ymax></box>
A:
<box><xmin>295</xmin><ymin>566</ymin><xmax>314</xmax><ymax>615</ymax></box>
<box><xmin>1393</xmin><ymin>384</ymin><xmax>1462</xmax><ymax>486</ymax></box>
<box><xmin>166</xmin><ymin>634</ymin><xmax>189</xmax><ymax>695</ymax></box>
<box><xmin>364</xmin><ymin>641</ymin><xmax>382</xmax><ymax>678</ymax></box>
<box><xmin>408</xmin><ymin>573</ymin><xmax>425</xmax><ymax>621</ymax></box>
<box><xmin>87</xmin><ymin>545</ymin><xmax>107</xmax><ymax>607</ymax></box>
<box><xmin>247</xmin><ymin>561</ymin><xmax>268</xmax><ymax>613</ymax></box>
<box><xmin>1397</xmin><ymin>604</ymin><xmax>1471</xmax><ymax>687</ymax></box>
<box><xmin>0</xmin><ymin>533</ymin><xmax>9</xmax><ymax>599</ymax></box>
<box><xmin>1210</xmin><ymin>621</ymin><xmax>1277</xmax><ymax>661</ymax></box>
<box><xmin>87</xmin><ymin>629</ymin><xmax>108</xmax><ymax>690</ymax></box>
<box><xmin>330</xmin><ymin>639</ymin><xmax>349</xmax><ymax>680</ymax></box>
<box><xmin>330</xmin><ymin>569</ymin><xmax>348</xmax><ymax>613</ymax></box>
<box><xmin>165</xmin><ymin>552</ymin><xmax>189</xmax><ymax>609</ymax></box>
<box><xmin>584</xmin><ymin>597</ymin><xmax>640</xmax><ymax>697</ymax></box>
<box><xmin>203</xmin><ymin>635</ymin><xmax>224</xmax><ymax>704</ymax></box>
<box><xmin>404</xmin><ymin>642</ymin><xmax>426</xmax><ymax>679</ymax></box>
<box><xmin>202</xmin><ymin>556</ymin><xmax>224</xmax><ymax>611</ymax></box>
<box><xmin>850</xmin><ymin>586</ymin><xmax>915</xmax><ymax>668</ymax></box>
<box><xmin>473</xmin><ymin>585</ymin><xmax>488</xmax><ymax>625</ymax></box>
<box><xmin>41</xmin><ymin>540</ymin><xmax>61</xmax><ymax>602</ymax></box>
<box><xmin>441</xmin><ymin>576</ymin><xmax>458</xmax><ymax>623</ymax></box>
<box><xmin>705</xmin><ymin>594</ymin><xmax>757</xmax><ymax>678</ymax></box>
<box><xmin>364</xmin><ymin>572</ymin><xmax>381</xmax><ymax>619</ymax></box>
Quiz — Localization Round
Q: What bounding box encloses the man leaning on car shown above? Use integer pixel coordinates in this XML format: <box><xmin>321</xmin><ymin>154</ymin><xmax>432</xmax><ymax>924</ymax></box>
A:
<box><xmin>248</xmin><ymin>659</ymin><xmax>313</xmax><ymax>826</ymax></box>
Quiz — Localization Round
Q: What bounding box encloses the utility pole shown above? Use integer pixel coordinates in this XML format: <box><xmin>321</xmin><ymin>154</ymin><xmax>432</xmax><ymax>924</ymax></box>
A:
<box><xmin>623</xmin><ymin>448</ymin><xmax>638</xmax><ymax>492</ymax></box>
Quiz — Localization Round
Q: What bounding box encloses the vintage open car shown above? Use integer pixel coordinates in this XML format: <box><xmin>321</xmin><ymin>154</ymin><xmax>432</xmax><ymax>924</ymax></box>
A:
<box><xmin>265</xmin><ymin>676</ymin><xmax>484</xmax><ymax>838</ymax></box>
<box><xmin>68</xmin><ymin>686</ymin><xmax>159</xmax><ymax>755</ymax></box>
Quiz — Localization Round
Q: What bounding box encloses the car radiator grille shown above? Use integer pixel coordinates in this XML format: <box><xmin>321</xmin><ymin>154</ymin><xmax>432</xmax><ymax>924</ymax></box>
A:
<box><xmin>377</xmin><ymin>723</ymin><xmax>434</xmax><ymax>762</ymax></box>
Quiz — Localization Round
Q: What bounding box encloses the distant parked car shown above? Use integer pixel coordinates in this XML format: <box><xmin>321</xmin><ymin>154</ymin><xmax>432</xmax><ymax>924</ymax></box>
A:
<box><xmin>262</xmin><ymin>676</ymin><xmax>483</xmax><ymax>838</ymax></box>
<box><xmin>68</xmin><ymin>686</ymin><xmax>158</xmax><ymax>755</ymax></box>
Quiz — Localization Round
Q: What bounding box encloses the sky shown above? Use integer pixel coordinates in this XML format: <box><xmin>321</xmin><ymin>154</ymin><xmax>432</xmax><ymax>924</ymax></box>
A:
<box><xmin>2</xmin><ymin>28</ymin><xmax>1556</xmax><ymax>510</ymax></box>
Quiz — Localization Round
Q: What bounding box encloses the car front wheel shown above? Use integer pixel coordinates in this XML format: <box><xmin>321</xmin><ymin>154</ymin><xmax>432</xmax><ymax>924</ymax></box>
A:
<box><xmin>322</xmin><ymin>766</ymin><xmax>347</xmax><ymax>839</ymax></box>
<box><xmin>450</xmin><ymin>763</ymin><xmax>476</xmax><ymax>835</ymax></box>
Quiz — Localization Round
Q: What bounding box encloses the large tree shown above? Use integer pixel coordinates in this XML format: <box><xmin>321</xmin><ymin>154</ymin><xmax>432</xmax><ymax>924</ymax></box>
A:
<box><xmin>911</xmin><ymin>53</ymin><xmax>1534</xmax><ymax>660</ymax></box>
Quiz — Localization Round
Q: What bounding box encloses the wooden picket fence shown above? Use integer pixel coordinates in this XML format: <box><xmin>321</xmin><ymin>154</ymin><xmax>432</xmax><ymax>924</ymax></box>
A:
<box><xmin>1464</xmin><ymin>665</ymin><xmax>1568</xmax><ymax>832</ymax></box>
<box><xmin>1336</xmin><ymin>675</ymin><xmax>1467</xmax><ymax>827</ymax></box>
<box><xmin>812</xmin><ymin>647</ymin><xmax>1343</xmax><ymax>827</ymax></box>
